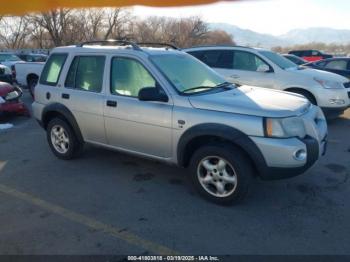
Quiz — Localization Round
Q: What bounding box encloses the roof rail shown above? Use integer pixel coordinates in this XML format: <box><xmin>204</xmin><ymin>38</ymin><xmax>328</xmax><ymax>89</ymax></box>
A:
<box><xmin>76</xmin><ymin>39</ymin><xmax>142</xmax><ymax>51</ymax></box>
<box><xmin>137</xmin><ymin>42</ymin><xmax>179</xmax><ymax>50</ymax></box>
<box><xmin>187</xmin><ymin>44</ymin><xmax>253</xmax><ymax>49</ymax></box>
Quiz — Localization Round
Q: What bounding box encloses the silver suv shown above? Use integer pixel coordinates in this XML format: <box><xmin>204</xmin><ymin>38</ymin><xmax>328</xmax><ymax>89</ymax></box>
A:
<box><xmin>32</xmin><ymin>40</ymin><xmax>328</xmax><ymax>205</ymax></box>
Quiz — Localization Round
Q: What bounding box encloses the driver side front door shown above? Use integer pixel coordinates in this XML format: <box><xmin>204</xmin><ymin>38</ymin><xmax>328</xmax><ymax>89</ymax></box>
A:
<box><xmin>104</xmin><ymin>56</ymin><xmax>173</xmax><ymax>158</ymax></box>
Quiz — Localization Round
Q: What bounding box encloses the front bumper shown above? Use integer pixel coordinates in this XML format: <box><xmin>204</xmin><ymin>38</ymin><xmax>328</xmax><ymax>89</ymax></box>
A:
<box><xmin>315</xmin><ymin>87</ymin><xmax>350</xmax><ymax>109</ymax></box>
<box><xmin>248</xmin><ymin>105</ymin><xmax>327</xmax><ymax>180</ymax></box>
<box><xmin>0</xmin><ymin>100</ymin><xmax>29</xmax><ymax>116</ymax></box>
<box><xmin>250</xmin><ymin>136</ymin><xmax>325</xmax><ymax>180</ymax></box>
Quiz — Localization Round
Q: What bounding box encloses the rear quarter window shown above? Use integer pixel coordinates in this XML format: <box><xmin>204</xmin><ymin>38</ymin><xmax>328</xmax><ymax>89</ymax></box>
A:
<box><xmin>39</xmin><ymin>53</ymin><xmax>67</xmax><ymax>86</ymax></box>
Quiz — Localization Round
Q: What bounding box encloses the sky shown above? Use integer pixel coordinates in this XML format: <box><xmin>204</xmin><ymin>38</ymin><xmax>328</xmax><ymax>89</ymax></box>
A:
<box><xmin>133</xmin><ymin>0</ymin><xmax>350</xmax><ymax>36</ymax></box>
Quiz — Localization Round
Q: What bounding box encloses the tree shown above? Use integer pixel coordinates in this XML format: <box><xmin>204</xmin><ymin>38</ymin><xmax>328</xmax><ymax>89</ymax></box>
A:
<box><xmin>0</xmin><ymin>16</ymin><xmax>30</xmax><ymax>49</ymax></box>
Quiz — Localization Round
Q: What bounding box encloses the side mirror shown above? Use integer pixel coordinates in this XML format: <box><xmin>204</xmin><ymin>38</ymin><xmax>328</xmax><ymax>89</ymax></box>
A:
<box><xmin>138</xmin><ymin>87</ymin><xmax>168</xmax><ymax>102</ymax></box>
<box><xmin>257</xmin><ymin>64</ymin><xmax>270</xmax><ymax>72</ymax></box>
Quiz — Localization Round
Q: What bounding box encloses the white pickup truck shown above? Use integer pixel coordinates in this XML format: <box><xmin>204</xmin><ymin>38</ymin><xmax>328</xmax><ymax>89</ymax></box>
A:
<box><xmin>15</xmin><ymin>62</ymin><xmax>44</xmax><ymax>97</ymax></box>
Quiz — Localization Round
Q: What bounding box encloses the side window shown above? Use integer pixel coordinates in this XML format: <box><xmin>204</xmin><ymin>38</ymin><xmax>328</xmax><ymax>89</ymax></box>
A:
<box><xmin>303</xmin><ymin>50</ymin><xmax>312</xmax><ymax>57</ymax></box>
<box><xmin>188</xmin><ymin>51</ymin><xmax>204</xmax><ymax>61</ymax></box>
<box><xmin>110</xmin><ymin>57</ymin><xmax>156</xmax><ymax>97</ymax></box>
<box><xmin>201</xmin><ymin>50</ymin><xmax>221</xmax><ymax>67</ymax></box>
<box><xmin>233</xmin><ymin>51</ymin><xmax>268</xmax><ymax>71</ymax></box>
<box><xmin>40</xmin><ymin>53</ymin><xmax>67</xmax><ymax>86</ymax></box>
<box><xmin>64</xmin><ymin>56</ymin><xmax>105</xmax><ymax>92</ymax></box>
<box><xmin>325</xmin><ymin>60</ymin><xmax>347</xmax><ymax>70</ymax></box>
<box><xmin>192</xmin><ymin>50</ymin><xmax>233</xmax><ymax>69</ymax></box>
<box><xmin>65</xmin><ymin>57</ymin><xmax>79</xmax><ymax>88</ymax></box>
<box><xmin>216</xmin><ymin>50</ymin><xmax>233</xmax><ymax>69</ymax></box>
<box><xmin>312</xmin><ymin>50</ymin><xmax>321</xmax><ymax>56</ymax></box>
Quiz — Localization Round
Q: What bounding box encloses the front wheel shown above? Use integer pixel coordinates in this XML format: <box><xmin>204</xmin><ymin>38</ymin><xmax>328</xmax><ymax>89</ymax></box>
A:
<box><xmin>189</xmin><ymin>144</ymin><xmax>253</xmax><ymax>205</ymax></box>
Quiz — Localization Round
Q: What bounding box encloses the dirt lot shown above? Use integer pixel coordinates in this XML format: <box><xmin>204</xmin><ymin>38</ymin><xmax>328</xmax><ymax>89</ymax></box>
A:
<box><xmin>0</xmin><ymin>90</ymin><xmax>349</xmax><ymax>255</ymax></box>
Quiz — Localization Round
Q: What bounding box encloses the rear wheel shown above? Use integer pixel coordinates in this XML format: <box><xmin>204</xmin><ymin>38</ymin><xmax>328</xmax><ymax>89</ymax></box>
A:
<box><xmin>47</xmin><ymin>118</ymin><xmax>83</xmax><ymax>160</ymax></box>
<box><xmin>189</xmin><ymin>143</ymin><xmax>253</xmax><ymax>205</ymax></box>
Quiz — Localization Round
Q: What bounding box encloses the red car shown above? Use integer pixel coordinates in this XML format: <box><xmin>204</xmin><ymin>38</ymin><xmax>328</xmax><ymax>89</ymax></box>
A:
<box><xmin>288</xmin><ymin>50</ymin><xmax>333</xmax><ymax>62</ymax></box>
<box><xmin>0</xmin><ymin>82</ymin><xmax>29</xmax><ymax>117</ymax></box>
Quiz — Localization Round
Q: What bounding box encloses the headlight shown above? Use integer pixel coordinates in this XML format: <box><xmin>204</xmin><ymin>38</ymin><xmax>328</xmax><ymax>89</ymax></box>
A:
<box><xmin>264</xmin><ymin>117</ymin><xmax>306</xmax><ymax>138</ymax></box>
<box><xmin>314</xmin><ymin>77</ymin><xmax>343</xmax><ymax>89</ymax></box>
<box><xmin>5</xmin><ymin>90</ymin><xmax>20</xmax><ymax>100</ymax></box>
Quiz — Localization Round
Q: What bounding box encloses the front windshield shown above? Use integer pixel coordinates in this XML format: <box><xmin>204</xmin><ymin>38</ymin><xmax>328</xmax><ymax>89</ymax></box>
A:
<box><xmin>260</xmin><ymin>51</ymin><xmax>297</xmax><ymax>70</ymax></box>
<box><xmin>0</xmin><ymin>54</ymin><xmax>21</xmax><ymax>62</ymax></box>
<box><xmin>150</xmin><ymin>53</ymin><xmax>226</xmax><ymax>94</ymax></box>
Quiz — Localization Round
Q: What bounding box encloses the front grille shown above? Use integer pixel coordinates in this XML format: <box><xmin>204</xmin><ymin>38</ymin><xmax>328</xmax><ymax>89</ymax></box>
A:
<box><xmin>344</xmin><ymin>82</ymin><xmax>350</xmax><ymax>88</ymax></box>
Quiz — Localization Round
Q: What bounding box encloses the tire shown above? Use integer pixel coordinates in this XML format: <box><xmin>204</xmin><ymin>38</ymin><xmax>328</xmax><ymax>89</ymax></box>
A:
<box><xmin>188</xmin><ymin>143</ymin><xmax>253</xmax><ymax>205</ymax></box>
<box><xmin>28</xmin><ymin>77</ymin><xmax>38</xmax><ymax>98</ymax></box>
<box><xmin>47</xmin><ymin>118</ymin><xmax>83</xmax><ymax>160</ymax></box>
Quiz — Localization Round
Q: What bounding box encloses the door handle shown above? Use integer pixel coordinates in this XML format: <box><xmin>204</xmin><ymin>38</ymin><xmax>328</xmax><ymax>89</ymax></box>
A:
<box><xmin>106</xmin><ymin>100</ymin><xmax>117</xmax><ymax>107</ymax></box>
<box><xmin>230</xmin><ymin>75</ymin><xmax>240</xmax><ymax>79</ymax></box>
<box><xmin>62</xmin><ymin>93</ymin><xmax>70</xmax><ymax>99</ymax></box>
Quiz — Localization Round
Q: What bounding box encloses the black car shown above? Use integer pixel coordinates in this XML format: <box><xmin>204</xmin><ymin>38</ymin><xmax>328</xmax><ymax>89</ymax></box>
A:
<box><xmin>282</xmin><ymin>54</ymin><xmax>307</xmax><ymax>65</ymax></box>
<box><xmin>303</xmin><ymin>58</ymin><xmax>350</xmax><ymax>79</ymax></box>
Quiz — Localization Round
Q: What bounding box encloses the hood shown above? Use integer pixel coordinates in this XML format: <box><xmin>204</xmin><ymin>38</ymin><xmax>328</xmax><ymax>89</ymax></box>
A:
<box><xmin>287</xmin><ymin>67</ymin><xmax>348</xmax><ymax>83</ymax></box>
<box><xmin>189</xmin><ymin>85</ymin><xmax>310</xmax><ymax>118</ymax></box>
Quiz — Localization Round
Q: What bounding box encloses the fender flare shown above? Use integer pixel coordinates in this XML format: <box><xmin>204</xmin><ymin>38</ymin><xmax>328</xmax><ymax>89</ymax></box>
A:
<box><xmin>177</xmin><ymin>123</ymin><xmax>266</xmax><ymax>169</ymax></box>
<box><xmin>42</xmin><ymin>103</ymin><xmax>84</xmax><ymax>143</ymax></box>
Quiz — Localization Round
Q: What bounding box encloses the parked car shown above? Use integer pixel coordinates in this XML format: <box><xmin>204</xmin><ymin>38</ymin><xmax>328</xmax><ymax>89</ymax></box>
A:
<box><xmin>17</xmin><ymin>53</ymin><xmax>48</xmax><ymax>62</ymax></box>
<box><xmin>282</xmin><ymin>54</ymin><xmax>307</xmax><ymax>65</ymax></box>
<box><xmin>288</xmin><ymin>50</ymin><xmax>332</xmax><ymax>62</ymax></box>
<box><xmin>0</xmin><ymin>82</ymin><xmax>29</xmax><ymax>117</ymax></box>
<box><xmin>185</xmin><ymin>46</ymin><xmax>350</xmax><ymax>116</ymax></box>
<box><xmin>15</xmin><ymin>62</ymin><xmax>44</xmax><ymax>98</ymax></box>
<box><xmin>0</xmin><ymin>64</ymin><xmax>14</xmax><ymax>84</ymax></box>
<box><xmin>0</xmin><ymin>53</ymin><xmax>25</xmax><ymax>79</ymax></box>
<box><xmin>32</xmin><ymin>40</ymin><xmax>328</xmax><ymax>205</ymax></box>
<box><xmin>303</xmin><ymin>58</ymin><xmax>350</xmax><ymax>79</ymax></box>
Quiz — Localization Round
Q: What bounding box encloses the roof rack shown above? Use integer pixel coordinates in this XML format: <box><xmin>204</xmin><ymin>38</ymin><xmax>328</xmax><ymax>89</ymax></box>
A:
<box><xmin>76</xmin><ymin>40</ymin><xmax>142</xmax><ymax>51</ymax></box>
<box><xmin>137</xmin><ymin>42</ymin><xmax>179</xmax><ymax>50</ymax></box>
<box><xmin>187</xmin><ymin>44</ymin><xmax>253</xmax><ymax>49</ymax></box>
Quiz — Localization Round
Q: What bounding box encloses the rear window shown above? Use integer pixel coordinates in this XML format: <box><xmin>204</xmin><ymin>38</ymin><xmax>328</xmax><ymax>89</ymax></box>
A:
<box><xmin>40</xmin><ymin>53</ymin><xmax>67</xmax><ymax>86</ymax></box>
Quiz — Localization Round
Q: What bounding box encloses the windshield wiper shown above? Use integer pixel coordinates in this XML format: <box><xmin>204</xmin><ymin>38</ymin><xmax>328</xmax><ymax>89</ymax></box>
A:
<box><xmin>181</xmin><ymin>82</ymin><xmax>233</xmax><ymax>94</ymax></box>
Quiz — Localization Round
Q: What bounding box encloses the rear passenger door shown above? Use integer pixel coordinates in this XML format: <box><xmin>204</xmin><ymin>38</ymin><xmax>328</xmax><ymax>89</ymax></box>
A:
<box><xmin>61</xmin><ymin>54</ymin><xmax>107</xmax><ymax>144</ymax></box>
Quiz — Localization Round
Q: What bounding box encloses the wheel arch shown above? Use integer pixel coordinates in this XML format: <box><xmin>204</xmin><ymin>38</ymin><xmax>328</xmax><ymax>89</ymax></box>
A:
<box><xmin>26</xmin><ymin>73</ymin><xmax>39</xmax><ymax>84</ymax></box>
<box><xmin>177</xmin><ymin>123</ymin><xmax>267</xmax><ymax>175</ymax></box>
<box><xmin>284</xmin><ymin>87</ymin><xmax>317</xmax><ymax>105</ymax></box>
<box><xmin>42</xmin><ymin>103</ymin><xmax>84</xmax><ymax>143</ymax></box>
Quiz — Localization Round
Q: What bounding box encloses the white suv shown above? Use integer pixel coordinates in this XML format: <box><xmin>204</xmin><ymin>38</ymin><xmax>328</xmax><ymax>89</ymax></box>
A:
<box><xmin>185</xmin><ymin>46</ymin><xmax>350</xmax><ymax>116</ymax></box>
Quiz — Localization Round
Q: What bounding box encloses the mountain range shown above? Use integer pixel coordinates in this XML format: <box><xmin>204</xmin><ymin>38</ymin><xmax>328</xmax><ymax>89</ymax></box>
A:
<box><xmin>210</xmin><ymin>23</ymin><xmax>350</xmax><ymax>48</ymax></box>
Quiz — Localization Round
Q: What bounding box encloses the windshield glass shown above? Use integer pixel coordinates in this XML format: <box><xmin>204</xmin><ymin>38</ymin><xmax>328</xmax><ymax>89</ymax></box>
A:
<box><xmin>260</xmin><ymin>51</ymin><xmax>297</xmax><ymax>70</ymax></box>
<box><xmin>150</xmin><ymin>53</ymin><xmax>225</xmax><ymax>94</ymax></box>
<box><xmin>0</xmin><ymin>54</ymin><xmax>22</xmax><ymax>62</ymax></box>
